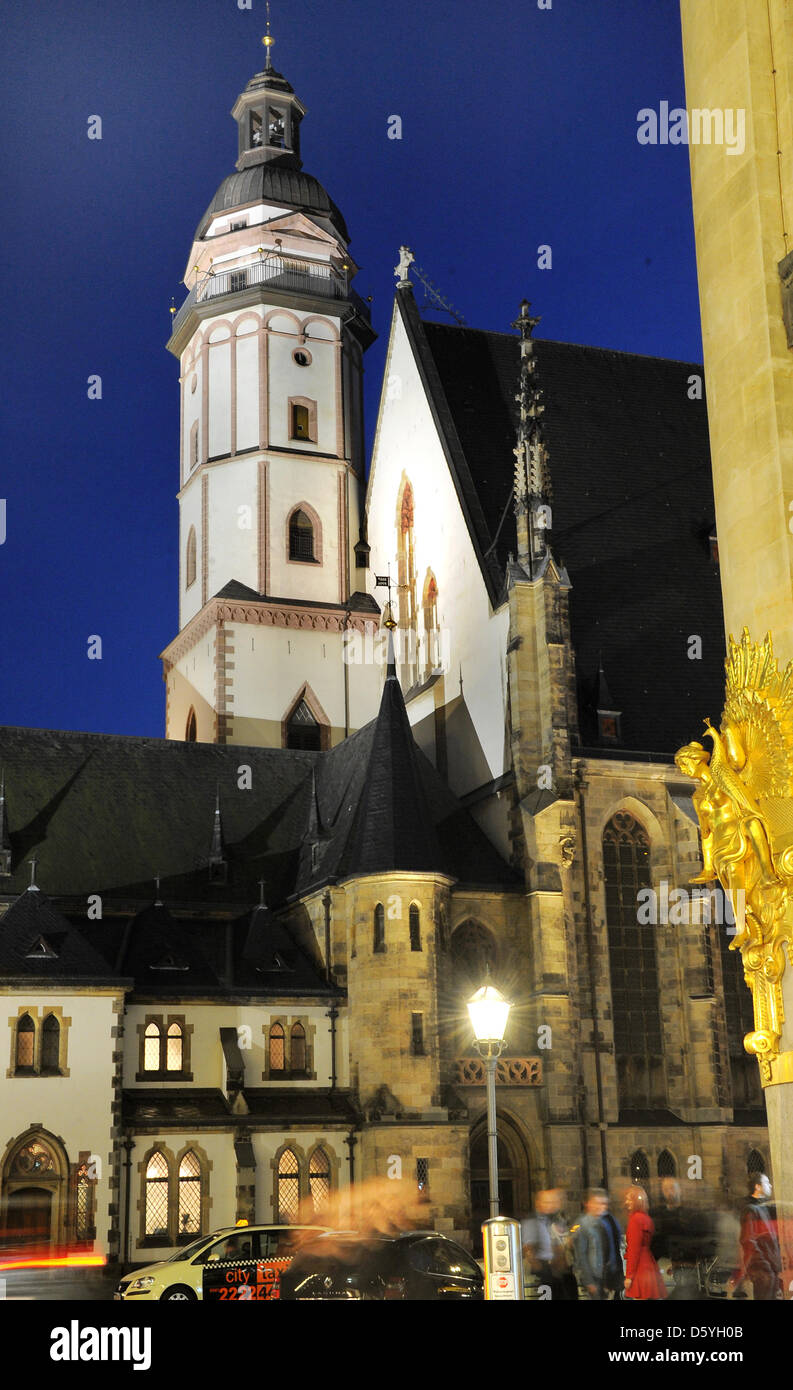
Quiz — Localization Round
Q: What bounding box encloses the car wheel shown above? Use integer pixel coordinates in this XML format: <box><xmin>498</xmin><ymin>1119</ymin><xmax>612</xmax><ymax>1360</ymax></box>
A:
<box><xmin>160</xmin><ymin>1285</ymin><xmax>197</xmax><ymax>1301</ymax></box>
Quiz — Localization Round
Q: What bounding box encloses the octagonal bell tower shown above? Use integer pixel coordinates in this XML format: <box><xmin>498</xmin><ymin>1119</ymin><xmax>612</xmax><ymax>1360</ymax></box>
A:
<box><xmin>161</xmin><ymin>31</ymin><xmax>380</xmax><ymax>749</ymax></box>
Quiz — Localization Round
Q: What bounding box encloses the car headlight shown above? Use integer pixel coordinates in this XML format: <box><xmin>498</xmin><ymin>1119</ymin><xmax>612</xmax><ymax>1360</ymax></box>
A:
<box><xmin>128</xmin><ymin>1277</ymin><xmax>156</xmax><ymax>1290</ymax></box>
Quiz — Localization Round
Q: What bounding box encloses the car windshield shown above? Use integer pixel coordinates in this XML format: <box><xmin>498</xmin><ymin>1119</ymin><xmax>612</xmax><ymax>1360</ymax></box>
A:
<box><xmin>165</xmin><ymin>1235</ymin><xmax>222</xmax><ymax>1263</ymax></box>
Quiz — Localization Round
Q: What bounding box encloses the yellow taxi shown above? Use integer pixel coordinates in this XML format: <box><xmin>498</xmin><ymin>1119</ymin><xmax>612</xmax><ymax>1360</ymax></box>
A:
<box><xmin>115</xmin><ymin>1224</ymin><xmax>325</xmax><ymax>1301</ymax></box>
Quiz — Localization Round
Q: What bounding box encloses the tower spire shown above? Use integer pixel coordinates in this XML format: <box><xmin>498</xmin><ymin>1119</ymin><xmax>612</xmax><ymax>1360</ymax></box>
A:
<box><xmin>511</xmin><ymin>300</ymin><xmax>552</xmax><ymax>571</ymax></box>
<box><xmin>262</xmin><ymin>2</ymin><xmax>275</xmax><ymax>72</ymax></box>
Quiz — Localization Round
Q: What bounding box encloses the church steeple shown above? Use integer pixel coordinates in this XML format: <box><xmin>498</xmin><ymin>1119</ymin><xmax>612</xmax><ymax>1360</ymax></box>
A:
<box><xmin>232</xmin><ymin>19</ymin><xmax>306</xmax><ymax>172</ymax></box>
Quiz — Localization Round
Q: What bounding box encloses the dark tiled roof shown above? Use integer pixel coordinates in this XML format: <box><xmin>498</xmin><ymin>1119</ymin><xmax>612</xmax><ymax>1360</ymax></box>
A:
<box><xmin>398</xmin><ymin>291</ymin><xmax>725</xmax><ymax>757</ymax></box>
<box><xmin>122</xmin><ymin>1088</ymin><xmax>359</xmax><ymax>1127</ymax></box>
<box><xmin>196</xmin><ymin>156</ymin><xmax>349</xmax><ymax>242</ymax></box>
<box><xmin>0</xmin><ymin>888</ymin><xmax>122</xmax><ymax>984</ymax></box>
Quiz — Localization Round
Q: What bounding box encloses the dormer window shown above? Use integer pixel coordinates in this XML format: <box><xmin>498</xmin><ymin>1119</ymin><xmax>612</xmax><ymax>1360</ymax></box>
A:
<box><xmin>598</xmin><ymin>711</ymin><xmax>621</xmax><ymax>744</ymax></box>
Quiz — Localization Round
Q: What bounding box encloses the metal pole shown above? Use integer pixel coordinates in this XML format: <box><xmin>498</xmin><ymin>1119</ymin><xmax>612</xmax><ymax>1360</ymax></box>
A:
<box><xmin>486</xmin><ymin>1053</ymin><xmax>499</xmax><ymax>1218</ymax></box>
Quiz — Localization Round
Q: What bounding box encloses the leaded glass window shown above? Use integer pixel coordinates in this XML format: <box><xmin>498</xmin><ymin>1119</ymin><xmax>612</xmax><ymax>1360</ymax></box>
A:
<box><xmin>145</xmin><ymin>1152</ymin><xmax>169</xmax><ymax>1238</ymax></box>
<box><xmin>76</xmin><ymin>1161</ymin><xmax>95</xmax><ymax>1240</ymax></box>
<box><xmin>290</xmin><ymin>1022</ymin><xmax>306</xmax><ymax>1074</ymax></box>
<box><xmin>41</xmin><ymin>1014</ymin><xmax>60</xmax><ymax>1071</ymax></box>
<box><xmin>289</xmin><ymin>508</ymin><xmax>314</xmax><ymax>558</ymax></box>
<box><xmin>178</xmin><ymin>1151</ymin><xmax>201</xmax><ymax>1238</ymax></box>
<box><xmin>277</xmin><ymin>1148</ymin><xmax>300</xmax><ymax>1223</ymax></box>
<box><xmin>657</xmin><ymin>1149</ymin><xmax>677</xmax><ymax>1178</ymax></box>
<box><xmin>166</xmin><ymin>1022</ymin><xmax>183</xmax><ymax>1072</ymax></box>
<box><xmin>144</xmin><ymin>1022</ymin><xmax>161</xmax><ymax>1072</ymax></box>
<box><xmin>603</xmin><ymin>811</ymin><xmax>664</xmax><ymax>1108</ymax></box>
<box><xmin>630</xmin><ymin>1149</ymin><xmax>650</xmax><ymax>1182</ymax></box>
<box><xmin>15</xmin><ymin>1014</ymin><xmax>35</xmax><ymax>1071</ymax></box>
<box><xmin>309</xmin><ymin>1148</ymin><xmax>330</xmax><ymax>1213</ymax></box>
<box><xmin>269</xmin><ymin>1022</ymin><xmax>285</xmax><ymax>1073</ymax></box>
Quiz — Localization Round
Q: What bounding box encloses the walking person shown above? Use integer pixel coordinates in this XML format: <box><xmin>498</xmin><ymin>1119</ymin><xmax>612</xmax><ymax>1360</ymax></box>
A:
<box><xmin>729</xmin><ymin>1174</ymin><xmax>783</xmax><ymax>1301</ymax></box>
<box><xmin>521</xmin><ymin>1188</ymin><xmax>578</xmax><ymax>1300</ymax></box>
<box><xmin>624</xmin><ymin>1185</ymin><xmax>667</xmax><ymax>1300</ymax></box>
<box><xmin>572</xmin><ymin>1188</ymin><xmax>623</xmax><ymax>1300</ymax></box>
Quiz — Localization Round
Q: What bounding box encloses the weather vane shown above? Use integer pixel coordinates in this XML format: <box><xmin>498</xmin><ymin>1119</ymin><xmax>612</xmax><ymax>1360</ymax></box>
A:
<box><xmin>262</xmin><ymin>2</ymin><xmax>275</xmax><ymax>70</ymax></box>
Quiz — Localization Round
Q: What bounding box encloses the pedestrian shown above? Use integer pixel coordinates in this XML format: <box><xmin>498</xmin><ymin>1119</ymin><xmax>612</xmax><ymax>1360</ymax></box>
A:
<box><xmin>650</xmin><ymin>1177</ymin><xmax>710</xmax><ymax>1299</ymax></box>
<box><xmin>624</xmin><ymin>1185</ymin><xmax>667</xmax><ymax>1300</ymax></box>
<box><xmin>572</xmin><ymin>1188</ymin><xmax>623</xmax><ymax>1300</ymax></box>
<box><xmin>729</xmin><ymin>1174</ymin><xmax>783</xmax><ymax>1301</ymax></box>
<box><xmin>520</xmin><ymin>1188</ymin><xmax>578</xmax><ymax>1300</ymax></box>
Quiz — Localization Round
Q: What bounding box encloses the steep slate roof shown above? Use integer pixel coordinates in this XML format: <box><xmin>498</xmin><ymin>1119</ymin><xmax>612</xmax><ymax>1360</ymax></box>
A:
<box><xmin>0</xmin><ymin>888</ymin><xmax>123</xmax><ymax>985</ymax></box>
<box><xmin>396</xmin><ymin>290</ymin><xmax>726</xmax><ymax>756</ymax></box>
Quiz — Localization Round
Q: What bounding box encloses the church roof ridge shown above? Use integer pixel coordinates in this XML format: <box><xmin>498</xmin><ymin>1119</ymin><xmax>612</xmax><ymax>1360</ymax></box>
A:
<box><xmin>417</xmin><ymin>317</ymin><xmax>705</xmax><ymax>371</ymax></box>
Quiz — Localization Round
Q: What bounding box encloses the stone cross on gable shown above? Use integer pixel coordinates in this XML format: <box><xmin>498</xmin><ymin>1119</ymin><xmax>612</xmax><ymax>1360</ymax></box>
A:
<box><xmin>394</xmin><ymin>245</ymin><xmax>415</xmax><ymax>288</ymax></box>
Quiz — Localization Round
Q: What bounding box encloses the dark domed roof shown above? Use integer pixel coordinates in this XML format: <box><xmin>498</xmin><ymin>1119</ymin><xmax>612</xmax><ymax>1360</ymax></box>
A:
<box><xmin>196</xmin><ymin>156</ymin><xmax>349</xmax><ymax>242</ymax></box>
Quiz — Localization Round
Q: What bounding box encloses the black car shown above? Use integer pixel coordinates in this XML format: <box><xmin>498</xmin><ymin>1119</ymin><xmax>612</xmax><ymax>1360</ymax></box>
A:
<box><xmin>280</xmin><ymin>1230</ymin><xmax>484</xmax><ymax>1301</ymax></box>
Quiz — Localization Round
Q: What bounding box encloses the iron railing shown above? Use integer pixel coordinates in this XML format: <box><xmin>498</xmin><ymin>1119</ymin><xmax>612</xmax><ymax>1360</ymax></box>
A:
<box><xmin>170</xmin><ymin>254</ymin><xmax>371</xmax><ymax>337</ymax></box>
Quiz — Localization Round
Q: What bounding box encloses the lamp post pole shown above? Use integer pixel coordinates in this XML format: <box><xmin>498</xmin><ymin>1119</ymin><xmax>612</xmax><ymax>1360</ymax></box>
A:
<box><xmin>467</xmin><ymin>980</ymin><xmax>511</xmax><ymax>1223</ymax></box>
<box><xmin>485</xmin><ymin>1046</ymin><xmax>500</xmax><ymax>1219</ymax></box>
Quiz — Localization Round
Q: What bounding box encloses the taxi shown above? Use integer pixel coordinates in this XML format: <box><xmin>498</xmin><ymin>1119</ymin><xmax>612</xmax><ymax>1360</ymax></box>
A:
<box><xmin>115</xmin><ymin>1224</ymin><xmax>324</xmax><ymax>1301</ymax></box>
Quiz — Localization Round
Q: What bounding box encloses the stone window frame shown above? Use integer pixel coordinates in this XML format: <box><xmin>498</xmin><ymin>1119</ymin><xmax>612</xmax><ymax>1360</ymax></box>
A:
<box><xmin>409</xmin><ymin>902</ymin><xmax>422</xmax><ymax>952</ymax></box>
<box><xmin>136</xmin><ymin>1140</ymin><xmax>213</xmax><ymax>1250</ymax></box>
<box><xmin>262</xmin><ymin>1016</ymin><xmax>316</xmax><ymax>1081</ymax></box>
<box><xmin>373</xmin><ymin>902</ymin><xmax>386</xmax><ymax>954</ymax></box>
<box><xmin>287</xmin><ymin>395</ymin><xmax>318</xmax><ymax>445</ymax></box>
<box><xmin>285</xmin><ymin>500</ymin><xmax>323</xmax><ymax>567</ymax></box>
<box><xmin>136</xmin><ymin>1013</ymin><xmax>194</xmax><ymax>1082</ymax></box>
<box><xmin>269</xmin><ymin>1138</ymin><xmax>340</xmax><ymax>1222</ymax></box>
<box><xmin>7</xmin><ymin>1004</ymin><xmax>71</xmax><ymax>1079</ymax></box>
<box><xmin>280</xmin><ymin>681</ymin><xmax>331</xmax><ymax>751</ymax></box>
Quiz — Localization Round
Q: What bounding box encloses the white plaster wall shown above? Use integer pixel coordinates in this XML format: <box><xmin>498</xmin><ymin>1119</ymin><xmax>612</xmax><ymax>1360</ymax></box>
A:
<box><xmin>229</xmin><ymin>623</ymin><xmax>344</xmax><ymax>729</ymax></box>
<box><xmin>367</xmin><ymin>304</ymin><xmax>511</xmax><ymax>796</ymax></box>
<box><xmin>268</xmin><ymin>456</ymin><xmax>341</xmax><ymax>603</ymax></box>
<box><xmin>181</xmin><ymin>340</ymin><xmax>203</xmax><ymax>482</ymax></box>
<box><xmin>267</xmin><ymin>313</ymin><xmax>339</xmax><ymax>454</ymax></box>
<box><xmin>235</xmin><ymin>330</ymin><xmax>259</xmax><ymax>451</ymax></box>
<box><xmin>207</xmin><ymin>332</ymin><xmax>232</xmax><ymax>459</ymax></box>
<box><xmin>206</xmin><ymin>201</ymin><xmax>294</xmax><ymax>237</ymax></box>
<box><xmin>179</xmin><ymin>475</ymin><xmax>203</xmax><ymax>629</ymax></box>
<box><xmin>207</xmin><ymin>457</ymin><xmax>260</xmax><ymax>596</ymax></box>
<box><xmin>0</xmin><ymin>991</ymin><xmax>121</xmax><ymax>1256</ymax></box>
<box><xmin>174</xmin><ymin>636</ymin><xmax>216</xmax><ymax>711</ymax></box>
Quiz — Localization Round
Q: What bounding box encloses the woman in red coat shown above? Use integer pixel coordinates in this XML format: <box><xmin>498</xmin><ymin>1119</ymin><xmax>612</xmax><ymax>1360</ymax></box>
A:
<box><xmin>624</xmin><ymin>1186</ymin><xmax>667</xmax><ymax>1300</ymax></box>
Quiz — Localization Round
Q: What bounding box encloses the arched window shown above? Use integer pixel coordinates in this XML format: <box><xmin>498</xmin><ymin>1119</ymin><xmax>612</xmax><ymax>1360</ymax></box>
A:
<box><xmin>186</xmin><ymin>527</ymin><xmax>197</xmax><ymax>588</ymax></box>
<box><xmin>144</xmin><ymin>1022</ymin><xmax>161</xmax><ymax>1072</ymax></box>
<box><xmin>422</xmin><ymin>573</ymin><xmax>439</xmax><ymax>675</ymax></box>
<box><xmin>277</xmin><ymin>1148</ymin><xmax>300</xmax><ymax>1223</ymax></box>
<box><xmin>185</xmin><ymin>708</ymin><xmax>197</xmax><ymax>743</ymax></box>
<box><xmin>450</xmin><ymin>922</ymin><xmax>498</xmax><ymax>991</ymax></box>
<box><xmin>15</xmin><ymin>1014</ymin><xmax>35</xmax><ymax>1071</ymax></box>
<box><xmin>75</xmin><ymin>1161</ymin><xmax>96</xmax><ymax>1241</ymax></box>
<box><xmin>289</xmin><ymin>508</ymin><xmax>315</xmax><ymax>561</ymax></box>
<box><xmin>285</xmin><ymin>698</ymin><xmax>321</xmax><ymax>750</ymax></box>
<box><xmin>747</xmin><ymin>1148</ymin><xmax>767</xmax><ymax>1177</ymax></box>
<box><xmin>269</xmin><ymin>1022</ymin><xmax>285</xmax><ymax>1073</ymax></box>
<box><xmin>178</xmin><ymin>1151</ymin><xmax>202</xmax><ymax>1239</ymax></box>
<box><xmin>603</xmin><ymin>811</ymin><xmax>664</xmax><ymax>1109</ymax></box>
<box><xmin>145</xmin><ymin>1151</ymin><xmax>170</xmax><ymax>1238</ymax></box>
<box><xmin>630</xmin><ymin>1149</ymin><xmax>650</xmax><ymax>1182</ymax></box>
<box><xmin>409</xmin><ymin>904</ymin><xmax>421</xmax><ymax>952</ymax></box>
<box><xmin>396</xmin><ymin>478</ymin><xmax>418</xmax><ymax>684</ymax></box>
<box><xmin>289</xmin><ymin>399</ymin><xmax>316</xmax><ymax>444</ymax></box>
<box><xmin>41</xmin><ymin>1014</ymin><xmax>60</xmax><ymax>1072</ymax></box>
<box><xmin>373</xmin><ymin>903</ymin><xmax>385</xmax><ymax>953</ymax></box>
<box><xmin>657</xmin><ymin>1149</ymin><xmax>677</xmax><ymax>1178</ymax></box>
<box><xmin>309</xmin><ymin>1148</ymin><xmax>331</xmax><ymax>1213</ymax></box>
<box><xmin>290</xmin><ymin>1022</ymin><xmax>306</xmax><ymax>1074</ymax></box>
<box><xmin>189</xmin><ymin>420</ymin><xmax>199</xmax><ymax>471</ymax></box>
<box><xmin>166</xmin><ymin>1022</ymin><xmax>183</xmax><ymax>1072</ymax></box>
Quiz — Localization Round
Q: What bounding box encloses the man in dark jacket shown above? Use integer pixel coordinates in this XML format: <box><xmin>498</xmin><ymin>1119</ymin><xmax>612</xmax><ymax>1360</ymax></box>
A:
<box><xmin>729</xmin><ymin>1174</ymin><xmax>782</xmax><ymax>1301</ymax></box>
<box><xmin>572</xmin><ymin>1189</ymin><xmax>623</xmax><ymax>1300</ymax></box>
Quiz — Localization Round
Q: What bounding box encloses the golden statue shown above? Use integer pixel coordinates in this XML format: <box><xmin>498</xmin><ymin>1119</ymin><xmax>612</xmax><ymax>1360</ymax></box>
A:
<box><xmin>675</xmin><ymin>629</ymin><xmax>793</xmax><ymax>1082</ymax></box>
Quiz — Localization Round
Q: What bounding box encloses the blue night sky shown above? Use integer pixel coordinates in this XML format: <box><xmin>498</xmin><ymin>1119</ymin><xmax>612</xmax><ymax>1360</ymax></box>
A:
<box><xmin>2</xmin><ymin>0</ymin><xmax>699</xmax><ymax>739</ymax></box>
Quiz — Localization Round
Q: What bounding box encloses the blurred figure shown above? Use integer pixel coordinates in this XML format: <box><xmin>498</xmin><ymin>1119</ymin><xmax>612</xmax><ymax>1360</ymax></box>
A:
<box><xmin>624</xmin><ymin>1185</ymin><xmax>667</xmax><ymax>1301</ymax></box>
<box><xmin>651</xmin><ymin>1177</ymin><xmax>711</xmax><ymax>1299</ymax></box>
<box><xmin>729</xmin><ymin>1174</ymin><xmax>783</xmax><ymax>1300</ymax></box>
<box><xmin>520</xmin><ymin>1188</ymin><xmax>578</xmax><ymax>1300</ymax></box>
<box><xmin>572</xmin><ymin>1188</ymin><xmax>623</xmax><ymax>1300</ymax></box>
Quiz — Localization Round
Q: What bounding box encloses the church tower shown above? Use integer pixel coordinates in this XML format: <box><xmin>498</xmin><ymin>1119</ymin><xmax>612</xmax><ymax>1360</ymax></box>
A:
<box><xmin>161</xmin><ymin>30</ymin><xmax>380</xmax><ymax>748</ymax></box>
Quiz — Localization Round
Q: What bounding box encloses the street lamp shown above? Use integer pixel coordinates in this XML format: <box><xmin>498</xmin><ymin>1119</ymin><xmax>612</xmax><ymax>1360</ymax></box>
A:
<box><xmin>467</xmin><ymin>979</ymin><xmax>510</xmax><ymax>1219</ymax></box>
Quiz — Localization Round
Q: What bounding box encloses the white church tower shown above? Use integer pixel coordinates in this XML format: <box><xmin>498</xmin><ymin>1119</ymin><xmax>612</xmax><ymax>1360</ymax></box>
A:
<box><xmin>161</xmin><ymin>28</ymin><xmax>380</xmax><ymax>748</ymax></box>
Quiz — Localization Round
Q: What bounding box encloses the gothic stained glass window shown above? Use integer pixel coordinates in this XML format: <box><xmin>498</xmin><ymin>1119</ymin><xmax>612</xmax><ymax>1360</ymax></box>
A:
<box><xmin>269</xmin><ymin>1022</ymin><xmax>285</xmax><ymax>1073</ymax></box>
<box><xmin>308</xmin><ymin>1148</ymin><xmax>331</xmax><ymax>1213</ymax></box>
<box><xmin>12</xmin><ymin>1141</ymin><xmax>55</xmax><ymax>1176</ymax></box>
<box><xmin>603</xmin><ymin>811</ymin><xmax>665</xmax><ymax>1109</ymax></box>
<box><xmin>290</xmin><ymin>1022</ymin><xmax>306</xmax><ymax>1074</ymax></box>
<box><xmin>15</xmin><ymin>1014</ymin><xmax>35</xmax><ymax>1070</ymax></box>
<box><xmin>178</xmin><ymin>1151</ymin><xmax>201</xmax><ymax>1238</ymax></box>
<box><xmin>145</xmin><ymin>1152</ymin><xmax>169</xmax><ymax>1238</ymax></box>
<box><xmin>41</xmin><ymin>1014</ymin><xmax>60</xmax><ymax>1071</ymax></box>
<box><xmin>277</xmin><ymin>1148</ymin><xmax>300</xmax><ymax>1223</ymax></box>
<box><xmin>166</xmin><ymin>1022</ymin><xmax>183</xmax><ymax>1072</ymax></box>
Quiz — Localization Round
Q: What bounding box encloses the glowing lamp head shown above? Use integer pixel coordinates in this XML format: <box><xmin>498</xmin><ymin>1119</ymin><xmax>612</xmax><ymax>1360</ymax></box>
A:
<box><xmin>467</xmin><ymin>982</ymin><xmax>510</xmax><ymax>1044</ymax></box>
